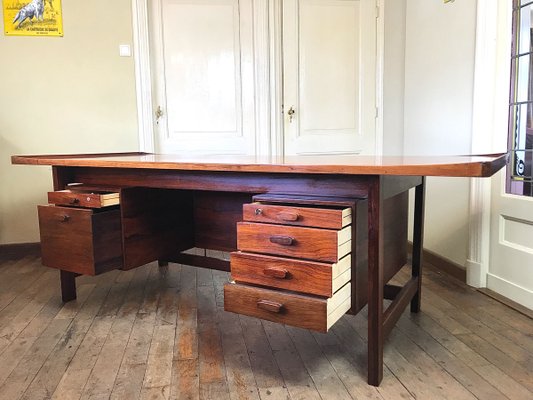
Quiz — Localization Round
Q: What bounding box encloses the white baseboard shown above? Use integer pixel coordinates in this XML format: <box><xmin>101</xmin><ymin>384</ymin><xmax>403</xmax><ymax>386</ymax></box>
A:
<box><xmin>465</xmin><ymin>259</ymin><xmax>486</xmax><ymax>288</ymax></box>
<box><xmin>487</xmin><ymin>273</ymin><xmax>533</xmax><ymax>311</ymax></box>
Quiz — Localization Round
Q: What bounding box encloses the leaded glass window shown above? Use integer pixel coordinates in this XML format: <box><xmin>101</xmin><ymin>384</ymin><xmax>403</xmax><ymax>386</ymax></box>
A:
<box><xmin>509</xmin><ymin>0</ymin><xmax>533</xmax><ymax>196</ymax></box>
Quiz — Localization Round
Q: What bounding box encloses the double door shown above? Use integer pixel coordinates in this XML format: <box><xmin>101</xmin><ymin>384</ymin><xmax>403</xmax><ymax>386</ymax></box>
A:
<box><xmin>150</xmin><ymin>0</ymin><xmax>377</xmax><ymax>156</ymax></box>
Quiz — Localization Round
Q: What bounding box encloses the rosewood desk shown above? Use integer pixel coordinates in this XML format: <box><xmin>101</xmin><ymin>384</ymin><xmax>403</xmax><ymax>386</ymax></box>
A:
<box><xmin>11</xmin><ymin>152</ymin><xmax>506</xmax><ymax>386</ymax></box>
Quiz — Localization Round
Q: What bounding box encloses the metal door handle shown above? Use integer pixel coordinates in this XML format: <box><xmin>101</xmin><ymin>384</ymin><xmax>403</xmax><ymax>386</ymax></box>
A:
<box><xmin>287</xmin><ymin>106</ymin><xmax>295</xmax><ymax>123</ymax></box>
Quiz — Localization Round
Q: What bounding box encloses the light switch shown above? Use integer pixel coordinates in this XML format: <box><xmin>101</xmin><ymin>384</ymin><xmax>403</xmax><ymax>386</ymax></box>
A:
<box><xmin>119</xmin><ymin>44</ymin><xmax>131</xmax><ymax>57</ymax></box>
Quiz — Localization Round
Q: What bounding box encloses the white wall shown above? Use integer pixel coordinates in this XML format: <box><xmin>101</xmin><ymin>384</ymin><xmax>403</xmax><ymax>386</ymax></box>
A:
<box><xmin>0</xmin><ymin>1</ymin><xmax>139</xmax><ymax>244</ymax></box>
<box><xmin>382</xmin><ymin>0</ymin><xmax>406</xmax><ymax>155</ymax></box>
<box><xmin>404</xmin><ymin>0</ymin><xmax>478</xmax><ymax>266</ymax></box>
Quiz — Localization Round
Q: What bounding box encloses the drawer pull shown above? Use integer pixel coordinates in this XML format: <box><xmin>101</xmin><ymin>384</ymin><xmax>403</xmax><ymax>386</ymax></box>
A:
<box><xmin>60</xmin><ymin>215</ymin><xmax>70</xmax><ymax>222</ymax></box>
<box><xmin>255</xmin><ymin>208</ymin><xmax>263</xmax><ymax>215</ymax></box>
<box><xmin>263</xmin><ymin>267</ymin><xmax>289</xmax><ymax>279</ymax></box>
<box><xmin>257</xmin><ymin>299</ymin><xmax>283</xmax><ymax>313</ymax></box>
<box><xmin>69</xmin><ymin>198</ymin><xmax>80</xmax><ymax>205</ymax></box>
<box><xmin>277</xmin><ymin>211</ymin><xmax>299</xmax><ymax>222</ymax></box>
<box><xmin>269</xmin><ymin>235</ymin><xmax>294</xmax><ymax>246</ymax></box>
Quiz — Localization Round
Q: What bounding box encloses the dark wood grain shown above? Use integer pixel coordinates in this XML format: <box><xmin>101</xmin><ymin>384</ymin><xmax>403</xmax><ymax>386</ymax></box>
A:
<box><xmin>224</xmin><ymin>283</ymin><xmax>330</xmax><ymax>332</ymax></box>
<box><xmin>237</xmin><ymin>222</ymin><xmax>349</xmax><ymax>263</ymax></box>
<box><xmin>230</xmin><ymin>251</ymin><xmax>342</xmax><ymax>297</ymax></box>
<box><xmin>411</xmin><ymin>178</ymin><xmax>426</xmax><ymax>312</ymax></box>
<box><xmin>243</xmin><ymin>203</ymin><xmax>351</xmax><ymax>229</ymax></box>
<box><xmin>193</xmin><ymin>192</ymin><xmax>252</xmax><ymax>251</ymax></box>
<box><xmin>166</xmin><ymin>253</ymin><xmax>230</xmax><ymax>272</ymax></box>
<box><xmin>12</xmin><ymin>152</ymin><xmax>508</xmax><ymax>177</ymax></box>
<box><xmin>120</xmin><ymin>188</ymin><xmax>194</xmax><ymax>270</ymax></box>
<box><xmin>367</xmin><ymin>176</ymin><xmax>384</xmax><ymax>386</ymax></box>
<box><xmin>69</xmin><ymin>167</ymin><xmax>371</xmax><ymax>199</ymax></box>
<box><xmin>47</xmin><ymin>190</ymin><xmax>119</xmax><ymax>208</ymax></box>
<box><xmin>38</xmin><ymin>205</ymin><xmax>123</xmax><ymax>275</ymax></box>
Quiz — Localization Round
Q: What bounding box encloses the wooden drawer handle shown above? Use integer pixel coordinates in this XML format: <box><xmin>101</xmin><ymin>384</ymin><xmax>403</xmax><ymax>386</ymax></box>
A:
<box><xmin>60</xmin><ymin>215</ymin><xmax>70</xmax><ymax>222</ymax></box>
<box><xmin>269</xmin><ymin>235</ymin><xmax>294</xmax><ymax>246</ymax></box>
<box><xmin>257</xmin><ymin>299</ymin><xmax>283</xmax><ymax>313</ymax></box>
<box><xmin>277</xmin><ymin>211</ymin><xmax>299</xmax><ymax>222</ymax></box>
<box><xmin>263</xmin><ymin>267</ymin><xmax>289</xmax><ymax>279</ymax></box>
<box><xmin>69</xmin><ymin>198</ymin><xmax>80</xmax><ymax>205</ymax></box>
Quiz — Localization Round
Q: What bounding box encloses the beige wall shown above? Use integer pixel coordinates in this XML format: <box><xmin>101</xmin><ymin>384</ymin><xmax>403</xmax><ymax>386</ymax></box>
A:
<box><xmin>0</xmin><ymin>1</ymin><xmax>139</xmax><ymax>244</ymax></box>
<box><xmin>404</xmin><ymin>0</ymin><xmax>477</xmax><ymax>266</ymax></box>
<box><xmin>1</xmin><ymin>0</ymin><xmax>480</xmax><ymax>271</ymax></box>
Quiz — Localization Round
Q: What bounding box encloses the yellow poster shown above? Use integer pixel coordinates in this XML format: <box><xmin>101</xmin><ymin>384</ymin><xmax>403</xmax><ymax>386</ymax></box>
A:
<box><xmin>3</xmin><ymin>0</ymin><xmax>63</xmax><ymax>36</ymax></box>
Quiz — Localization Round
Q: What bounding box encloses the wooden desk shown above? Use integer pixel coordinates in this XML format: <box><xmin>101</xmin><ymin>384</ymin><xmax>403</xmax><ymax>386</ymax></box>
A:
<box><xmin>11</xmin><ymin>152</ymin><xmax>507</xmax><ymax>386</ymax></box>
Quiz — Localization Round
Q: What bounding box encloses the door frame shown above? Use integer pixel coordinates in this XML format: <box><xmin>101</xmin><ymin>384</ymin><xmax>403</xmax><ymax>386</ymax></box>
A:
<box><xmin>467</xmin><ymin>0</ymin><xmax>511</xmax><ymax>287</ymax></box>
<box><xmin>131</xmin><ymin>0</ymin><xmax>384</xmax><ymax>157</ymax></box>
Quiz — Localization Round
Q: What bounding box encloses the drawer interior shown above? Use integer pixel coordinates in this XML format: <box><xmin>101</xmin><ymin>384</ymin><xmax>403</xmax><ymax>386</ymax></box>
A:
<box><xmin>48</xmin><ymin>188</ymin><xmax>120</xmax><ymax>208</ymax></box>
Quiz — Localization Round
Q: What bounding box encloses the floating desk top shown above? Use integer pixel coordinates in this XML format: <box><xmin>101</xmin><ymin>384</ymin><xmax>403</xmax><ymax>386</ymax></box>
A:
<box><xmin>12</xmin><ymin>152</ymin><xmax>508</xmax><ymax>177</ymax></box>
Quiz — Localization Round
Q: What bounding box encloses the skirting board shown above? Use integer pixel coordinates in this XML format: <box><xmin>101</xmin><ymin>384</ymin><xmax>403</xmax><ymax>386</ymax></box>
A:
<box><xmin>407</xmin><ymin>242</ymin><xmax>466</xmax><ymax>283</ymax></box>
<box><xmin>485</xmin><ymin>273</ymin><xmax>533</xmax><ymax>313</ymax></box>
<box><xmin>0</xmin><ymin>242</ymin><xmax>40</xmax><ymax>261</ymax></box>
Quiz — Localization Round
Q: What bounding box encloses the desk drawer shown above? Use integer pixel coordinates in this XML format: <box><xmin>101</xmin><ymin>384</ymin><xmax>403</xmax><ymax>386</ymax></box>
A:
<box><xmin>38</xmin><ymin>205</ymin><xmax>123</xmax><ymax>275</ymax></box>
<box><xmin>231</xmin><ymin>251</ymin><xmax>351</xmax><ymax>297</ymax></box>
<box><xmin>48</xmin><ymin>189</ymin><xmax>120</xmax><ymax>208</ymax></box>
<box><xmin>237</xmin><ymin>222</ymin><xmax>351</xmax><ymax>263</ymax></box>
<box><xmin>243</xmin><ymin>202</ymin><xmax>351</xmax><ymax>229</ymax></box>
<box><xmin>224</xmin><ymin>281</ymin><xmax>351</xmax><ymax>332</ymax></box>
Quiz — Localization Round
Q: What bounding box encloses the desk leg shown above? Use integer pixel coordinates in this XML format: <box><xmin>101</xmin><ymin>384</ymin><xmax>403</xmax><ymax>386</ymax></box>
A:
<box><xmin>60</xmin><ymin>270</ymin><xmax>77</xmax><ymax>302</ymax></box>
<box><xmin>367</xmin><ymin>177</ymin><xmax>384</xmax><ymax>386</ymax></box>
<box><xmin>411</xmin><ymin>177</ymin><xmax>426</xmax><ymax>313</ymax></box>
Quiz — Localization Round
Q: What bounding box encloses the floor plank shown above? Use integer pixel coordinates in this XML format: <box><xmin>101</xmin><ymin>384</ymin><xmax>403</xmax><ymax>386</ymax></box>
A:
<box><xmin>0</xmin><ymin>257</ymin><xmax>532</xmax><ymax>400</ymax></box>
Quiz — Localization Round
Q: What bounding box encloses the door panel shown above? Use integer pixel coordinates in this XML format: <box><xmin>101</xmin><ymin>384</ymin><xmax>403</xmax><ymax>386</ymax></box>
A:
<box><xmin>490</xmin><ymin>172</ymin><xmax>533</xmax><ymax>309</ymax></box>
<box><xmin>283</xmin><ymin>0</ymin><xmax>376</xmax><ymax>155</ymax></box>
<box><xmin>488</xmin><ymin>1</ymin><xmax>533</xmax><ymax>310</ymax></box>
<box><xmin>153</xmin><ymin>0</ymin><xmax>256</xmax><ymax>155</ymax></box>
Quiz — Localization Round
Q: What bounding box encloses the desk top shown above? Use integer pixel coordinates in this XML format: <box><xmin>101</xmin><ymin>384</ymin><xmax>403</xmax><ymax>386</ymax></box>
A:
<box><xmin>12</xmin><ymin>152</ymin><xmax>508</xmax><ymax>177</ymax></box>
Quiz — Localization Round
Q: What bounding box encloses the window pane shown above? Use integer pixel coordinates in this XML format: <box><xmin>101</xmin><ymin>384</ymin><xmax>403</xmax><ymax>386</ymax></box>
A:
<box><xmin>516</xmin><ymin>55</ymin><xmax>531</xmax><ymax>102</ymax></box>
<box><xmin>508</xmin><ymin>1</ymin><xmax>533</xmax><ymax>196</ymax></box>
<box><xmin>519</xmin><ymin>4</ymin><xmax>533</xmax><ymax>54</ymax></box>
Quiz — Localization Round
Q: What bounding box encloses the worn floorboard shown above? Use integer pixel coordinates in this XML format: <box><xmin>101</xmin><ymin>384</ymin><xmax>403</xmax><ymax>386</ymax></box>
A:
<box><xmin>0</xmin><ymin>256</ymin><xmax>531</xmax><ymax>400</ymax></box>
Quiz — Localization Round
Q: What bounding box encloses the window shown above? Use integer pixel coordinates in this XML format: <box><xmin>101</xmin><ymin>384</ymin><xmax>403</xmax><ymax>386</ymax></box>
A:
<box><xmin>508</xmin><ymin>0</ymin><xmax>533</xmax><ymax>196</ymax></box>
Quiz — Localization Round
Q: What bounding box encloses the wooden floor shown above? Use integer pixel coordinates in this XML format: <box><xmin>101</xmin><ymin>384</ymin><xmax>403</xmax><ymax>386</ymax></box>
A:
<box><xmin>0</xmin><ymin>253</ymin><xmax>532</xmax><ymax>400</ymax></box>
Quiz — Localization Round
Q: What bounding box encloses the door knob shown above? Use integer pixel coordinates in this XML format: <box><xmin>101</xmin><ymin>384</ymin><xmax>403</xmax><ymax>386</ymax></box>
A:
<box><xmin>155</xmin><ymin>106</ymin><xmax>164</xmax><ymax>124</ymax></box>
<box><xmin>287</xmin><ymin>106</ymin><xmax>295</xmax><ymax>123</ymax></box>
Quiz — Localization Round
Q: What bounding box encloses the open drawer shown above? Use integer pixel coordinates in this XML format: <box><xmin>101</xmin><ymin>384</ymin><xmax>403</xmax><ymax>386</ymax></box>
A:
<box><xmin>224</xmin><ymin>281</ymin><xmax>351</xmax><ymax>333</ymax></box>
<box><xmin>38</xmin><ymin>205</ymin><xmax>123</xmax><ymax>275</ymax></box>
<box><xmin>48</xmin><ymin>189</ymin><xmax>120</xmax><ymax>208</ymax></box>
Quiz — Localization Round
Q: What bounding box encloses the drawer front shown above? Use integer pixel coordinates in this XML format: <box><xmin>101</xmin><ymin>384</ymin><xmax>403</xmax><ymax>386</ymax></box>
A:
<box><xmin>243</xmin><ymin>203</ymin><xmax>351</xmax><ymax>229</ymax></box>
<box><xmin>48</xmin><ymin>190</ymin><xmax>120</xmax><ymax>208</ymax></box>
<box><xmin>237</xmin><ymin>222</ymin><xmax>351</xmax><ymax>263</ymax></box>
<box><xmin>38</xmin><ymin>205</ymin><xmax>123</xmax><ymax>275</ymax></box>
<box><xmin>231</xmin><ymin>251</ymin><xmax>351</xmax><ymax>297</ymax></box>
<box><xmin>224</xmin><ymin>282</ymin><xmax>351</xmax><ymax>332</ymax></box>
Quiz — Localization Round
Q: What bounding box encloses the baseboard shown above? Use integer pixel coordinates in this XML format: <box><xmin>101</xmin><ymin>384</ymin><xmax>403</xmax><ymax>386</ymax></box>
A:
<box><xmin>485</xmin><ymin>273</ymin><xmax>533</xmax><ymax>312</ymax></box>
<box><xmin>478</xmin><ymin>287</ymin><xmax>533</xmax><ymax>318</ymax></box>
<box><xmin>408</xmin><ymin>242</ymin><xmax>466</xmax><ymax>283</ymax></box>
<box><xmin>0</xmin><ymin>242</ymin><xmax>41</xmax><ymax>261</ymax></box>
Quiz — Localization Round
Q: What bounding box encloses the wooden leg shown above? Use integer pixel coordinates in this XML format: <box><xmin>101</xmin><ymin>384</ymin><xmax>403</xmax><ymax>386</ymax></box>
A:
<box><xmin>411</xmin><ymin>177</ymin><xmax>426</xmax><ymax>313</ymax></box>
<box><xmin>60</xmin><ymin>270</ymin><xmax>77</xmax><ymax>302</ymax></box>
<box><xmin>367</xmin><ymin>177</ymin><xmax>384</xmax><ymax>386</ymax></box>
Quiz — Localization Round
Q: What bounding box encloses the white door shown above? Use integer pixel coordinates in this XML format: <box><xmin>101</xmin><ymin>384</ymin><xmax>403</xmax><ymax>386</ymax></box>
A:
<box><xmin>488</xmin><ymin>1</ymin><xmax>533</xmax><ymax>310</ymax></box>
<box><xmin>150</xmin><ymin>0</ymin><xmax>257</xmax><ymax>155</ymax></box>
<box><xmin>282</xmin><ymin>0</ymin><xmax>377</xmax><ymax>155</ymax></box>
<box><xmin>490</xmin><ymin>174</ymin><xmax>533</xmax><ymax>309</ymax></box>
